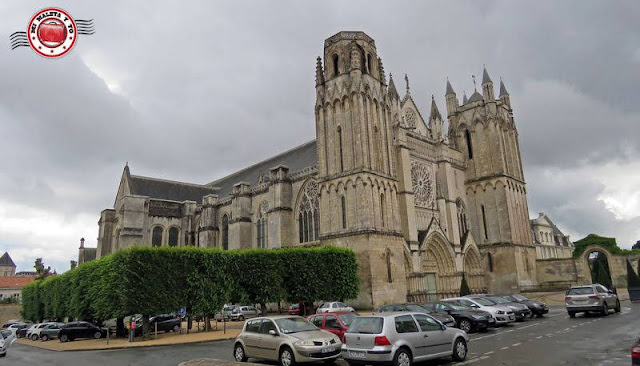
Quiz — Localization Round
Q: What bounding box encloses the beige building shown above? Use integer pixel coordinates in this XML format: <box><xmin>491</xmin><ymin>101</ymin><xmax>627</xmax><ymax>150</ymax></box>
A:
<box><xmin>530</xmin><ymin>213</ymin><xmax>574</xmax><ymax>259</ymax></box>
<box><xmin>0</xmin><ymin>252</ymin><xmax>16</xmax><ymax>277</ymax></box>
<box><xmin>93</xmin><ymin>31</ymin><xmax>541</xmax><ymax>308</ymax></box>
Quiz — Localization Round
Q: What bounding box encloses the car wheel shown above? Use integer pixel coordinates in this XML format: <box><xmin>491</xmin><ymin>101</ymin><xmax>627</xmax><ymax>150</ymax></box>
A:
<box><xmin>60</xmin><ymin>334</ymin><xmax>69</xmax><ymax>343</ymax></box>
<box><xmin>0</xmin><ymin>352</ymin><xmax>5</xmax><ymax>357</ymax></box>
<box><xmin>614</xmin><ymin>300</ymin><xmax>621</xmax><ymax>313</ymax></box>
<box><xmin>238</xmin><ymin>315</ymin><xmax>244</xmax><ymax>321</ymax></box>
<box><xmin>536</xmin><ymin>313</ymin><xmax>544</xmax><ymax>318</ymax></box>
<box><xmin>458</xmin><ymin>319</ymin><xmax>472</xmax><ymax>333</ymax></box>
<box><xmin>568</xmin><ymin>311</ymin><xmax>576</xmax><ymax>318</ymax></box>
<box><xmin>31</xmin><ymin>334</ymin><xmax>38</xmax><ymax>341</ymax></box>
<box><xmin>94</xmin><ymin>331</ymin><xmax>102</xmax><ymax>339</ymax></box>
<box><xmin>601</xmin><ymin>303</ymin><xmax>609</xmax><ymax>316</ymax></box>
<box><xmin>324</xmin><ymin>359</ymin><xmax>336</xmax><ymax>364</ymax></box>
<box><xmin>393</xmin><ymin>347</ymin><xmax>412</xmax><ymax>366</ymax></box>
<box><xmin>452</xmin><ymin>337</ymin><xmax>468</xmax><ymax>362</ymax></box>
<box><xmin>41</xmin><ymin>334</ymin><xmax>49</xmax><ymax>342</ymax></box>
<box><xmin>234</xmin><ymin>343</ymin><xmax>248</xmax><ymax>362</ymax></box>
<box><xmin>529</xmin><ymin>312</ymin><xmax>535</xmax><ymax>319</ymax></box>
<box><xmin>279</xmin><ymin>346</ymin><xmax>296</xmax><ymax>366</ymax></box>
<box><xmin>16</xmin><ymin>333</ymin><xmax>22</xmax><ymax>339</ymax></box>
<box><xmin>173</xmin><ymin>325</ymin><xmax>180</xmax><ymax>332</ymax></box>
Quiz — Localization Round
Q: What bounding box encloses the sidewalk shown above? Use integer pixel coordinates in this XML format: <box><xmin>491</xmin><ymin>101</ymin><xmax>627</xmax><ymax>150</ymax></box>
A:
<box><xmin>16</xmin><ymin>322</ymin><xmax>242</xmax><ymax>352</ymax></box>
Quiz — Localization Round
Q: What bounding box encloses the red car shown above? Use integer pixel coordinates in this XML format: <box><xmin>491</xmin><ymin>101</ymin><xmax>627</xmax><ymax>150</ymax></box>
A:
<box><xmin>288</xmin><ymin>302</ymin><xmax>315</xmax><ymax>316</ymax></box>
<box><xmin>307</xmin><ymin>311</ymin><xmax>358</xmax><ymax>342</ymax></box>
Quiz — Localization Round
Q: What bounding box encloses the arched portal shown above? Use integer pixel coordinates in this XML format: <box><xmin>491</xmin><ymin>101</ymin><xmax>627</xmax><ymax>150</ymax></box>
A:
<box><xmin>586</xmin><ymin>250</ymin><xmax>613</xmax><ymax>288</ymax></box>
<box><xmin>463</xmin><ymin>246</ymin><xmax>487</xmax><ymax>294</ymax></box>
<box><xmin>419</xmin><ymin>233</ymin><xmax>459</xmax><ymax>299</ymax></box>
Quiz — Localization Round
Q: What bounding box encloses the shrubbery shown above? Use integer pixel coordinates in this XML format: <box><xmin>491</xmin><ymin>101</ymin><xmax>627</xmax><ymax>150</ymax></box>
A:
<box><xmin>572</xmin><ymin>234</ymin><xmax>640</xmax><ymax>258</ymax></box>
<box><xmin>21</xmin><ymin>245</ymin><xmax>359</xmax><ymax>337</ymax></box>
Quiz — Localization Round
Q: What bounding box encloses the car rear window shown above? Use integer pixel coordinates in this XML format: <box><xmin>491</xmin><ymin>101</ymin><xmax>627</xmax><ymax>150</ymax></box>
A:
<box><xmin>338</xmin><ymin>313</ymin><xmax>357</xmax><ymax>326</ymax></box>
<box><xmin>568</xmin><ymin>287</ymin><xmax>594</xmax><ymax>295</ymax></box>
<box><xmin>347</xmin><ymin>317</ymin><xmax>383</xmax><ymax>334</ymax></box>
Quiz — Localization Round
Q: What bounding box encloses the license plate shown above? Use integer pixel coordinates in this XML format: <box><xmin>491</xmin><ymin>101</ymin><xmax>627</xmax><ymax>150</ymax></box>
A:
<box><xmin>322</xmin><ymin>346</ymin><xmax>336</xmax><ymax>353</ymax></box>
<box><xmin>488</xmin><ymin>318</ymin><xmax>495</xmax><ymax>323</ymax></box>
<box><xmin>348</xmin><ymin>350</ymin><xmax>366</xmax><ymax>359</ymax></box>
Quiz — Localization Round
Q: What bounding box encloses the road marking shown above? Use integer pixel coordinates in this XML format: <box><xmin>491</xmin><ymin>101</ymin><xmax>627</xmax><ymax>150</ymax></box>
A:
<box><xmin>500</xmin><ymin>346</ymin><xmax>509</xmax><ymax>350</ymax></box>
<box><xmin>512</xmin><ymin>342</ymin><xmax>521</xmax><ymax>347</ymax></box>
<box><xmin>457</xmin><ymin>356</ymin><xmax>490</xmax><ymax>365</ymax></box>
<box><xmin>483</xmin><ymin>351</ymin><xmax>494</xmax><ymax>355</ymax></box>
<box><xmin>470</xmin><ymin>329</ymin><xmax>513</xmax><ymax>342</ymax></box>
<box><xmin>572</xmin><ymin>325</ymin><xmax>577</xmax><ymax>328</ymax></box>
<box><xmin>536</xmin><ymin>336</ymin><xmax>542</xmax><ymax>339</ymax></box>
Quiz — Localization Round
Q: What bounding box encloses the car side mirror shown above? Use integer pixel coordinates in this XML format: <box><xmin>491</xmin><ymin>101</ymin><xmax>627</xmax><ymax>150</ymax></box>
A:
<box><xmin>269</xmin><ymin>330</ymin><xmax>278</xmax><ymax>336</ymax></box>
<box><xmin>607</xmin><ymin>290</ymin><xmax>614</xmax><ymax>294</ymax></box>
<box><xmin>440</xmin><ymin>323</ymin><xmax>446</xmax><ymax>330</ymax></box>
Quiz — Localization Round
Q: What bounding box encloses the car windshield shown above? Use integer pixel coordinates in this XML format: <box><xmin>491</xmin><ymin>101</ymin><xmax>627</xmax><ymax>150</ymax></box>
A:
<box><xmin>473</xmin><ymin>298</ymin><xmax>497</xmax><ymax>306</ymax></box>
<box><xmin>290</xmin><ymin>304</ymin><xmax>299</xmax><ymax>309</ymax></box>
<box><xmin>512</xmin><ymin>294</ymin><xmax>529</xmax><ymax>301</ymax></box>
<box><xmin>223</xmin><ymin>306</ymin><xmax>235</xmax><ymax>311</ymax></box>
<box><xmin>568</xmin><ymin>287</ymin><xmax>594</xmax><ymax>295</ymax></box>
<box><xmin>346</xmin><ymin>317</ymin><xmax>383</xmax><ymax>334</ymax></box>
<box><xmin>274</xmin><ymin>317</ymin><xmax>317</xmax><ymax>334</ymax></box>
<box><xmin>338</xmin><ymin>313</ymin><xmax>357</xmax><ymax>326</ymax></box>
<box><xmin>443</xmin><ymin>303</ymin><xmax>467</xmax><ymax>311</ymax></box>
<box><xmin>405</xmin><ymin>304</ymin><xmax>432</xmax><ymax>313</ymax></box>
<box><xmin>488</xmin><ymin>296</ymin><xmax>510</xmax><ymax>304</ymax></box>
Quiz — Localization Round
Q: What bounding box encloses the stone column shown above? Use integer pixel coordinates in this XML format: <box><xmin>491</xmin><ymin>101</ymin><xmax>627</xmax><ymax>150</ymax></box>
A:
<box><xmin>268</xmin><ymin>165</ymin><xmax>292</xmax><ymax>248</ymax></box>
<box><xmin>230</xmin><ymin>182</ymin><xmax>253</xmax><ymax>249</ymax></box>
<box><xmin>199</xmin><ymin>194</ymin><xmax>219</xmax><ymax>248</ymax></box>
<box><xmin>118</xmin><ymin>195</ymin><xmax>147</xmax><ymax>249</ymax></box>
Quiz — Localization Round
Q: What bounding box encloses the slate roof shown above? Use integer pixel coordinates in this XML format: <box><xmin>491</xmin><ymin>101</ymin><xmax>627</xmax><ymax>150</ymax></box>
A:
<box><xmin>0</xmin><ymin>252</ymin><xmax>15</xmax><ymax>267</ymax></box>
<box><xmin>0</xmin><ymin>276</ymin><xmax>35</xmax><ymax>289</ymax></box>
<box><xmin>467</xmin><ymin>91</ymin><xmax>483</xmax><ymax>103</ymax></box>
<box><xmin>482</xmin><ymin>67</ymin><xmax>492</xmax><ymax>84</ymax></box>
<box><xmin>445</xmin><ymin>79</ymin><xmax>455</xmax><ymax>95</ymax></box>
<box><xmin>129</xmin><ymin>175</ymin><xmax>218</xmax><ymax>203</ymax></box>
<box><xmin>530</xmin><ymin>214</ymin><xmax>573</xmax><ymax>247</ymax></box>
<box><xmin>499</xmin><ymin>80</ymin><xmax>509</xmax><ymax>96</ymax></box>
<box><xmin>208</xmin><ymin>140</ymin><xmax>317</xmax><ymax>198</ymax></box>
<box><xmin>388</xmin><ymin>75</ymin><xmax>399</xmax><ymax>100</ymax></box>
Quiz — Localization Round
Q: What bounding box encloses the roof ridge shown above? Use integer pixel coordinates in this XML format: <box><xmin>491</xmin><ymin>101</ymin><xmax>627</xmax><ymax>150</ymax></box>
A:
<box><xmin>130</xmin><ymin>175</ymin><xmax>218</xmax><ymax>189</ymax></box>
<box><xmin>208</xmin><ymin>139</ymin><xmax>316</xmax><ymax>186</ymax></box>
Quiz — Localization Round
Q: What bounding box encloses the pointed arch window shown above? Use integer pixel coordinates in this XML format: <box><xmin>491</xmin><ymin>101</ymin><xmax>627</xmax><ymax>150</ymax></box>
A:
<box><xmin>168</xmin><ymin>227</ymin><xmax>179</xmax><ymax>247</ymax></box>
<box><xmin>465</xmin><ymin>129</ymin><xmax>473</xmax><ymax>159</ymax></box>
<box><xmin>298</xmin><ymin>180</ymin><xmax>319</xmax><ymax>243</ymax></box>
<box><xmin>380</xmin><ymin>193</ymin><xmax>385</xmax><ymax>228</ymax></box>
<box><xmin>367</xmin><ymin>54</ymin><xmax>372</xmax><ymax>74</ymax></box>
<box><xmin>456</xmin><ymin>199</ymin><xmax>468</xmax><ymax>242</ymax></box>
<box><xmin>332</xmin><ymin>54</ymin><xmax>339</xmax><ymax>76</ymax></box>
<box><xmin>337</xmin><ymin>126</ymin><xmax>344</xmax><ymax>172</ymax></box>
<box><xmin>385</xmin><ymin>249</ymin><xmax>392</xmax><ymax>283</ymax></box>
<box><xmin>152</xmin><ymin>226</ymin><xmax>163</xmax><ymax>247</ymax></box>
<box><xmin>257</xmin><ymin>201</ymin><xmax>268</xmax><ymax>249</ymax></box>
<box><xmin>341</xmin><ymin>196</ymin><xmax>347</xmax><ymax>229</ymax></box>
<box><xmin>222</xmin><ymin>214</ymin><xmax>229</xmax><ymax>250</ymax></box>
<box><xmin>481</xmin><ymin>205</ymin><xmax>489</xmax><ymax>240</ymax></box>
<box><xmin>487</xmin><ymin>252</ymin><xmax>494</xmax><ymax>272</ymax></box>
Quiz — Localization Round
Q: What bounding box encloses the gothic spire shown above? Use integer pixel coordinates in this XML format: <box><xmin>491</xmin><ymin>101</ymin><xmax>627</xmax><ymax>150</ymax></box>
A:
<box><xmin>462</xmin><ymin>91</ymin><xmax>468</xmax><ymax>104</ymax></box>
<box><xmin>315</xmin><ymin>56</ymin><xmax>324</xmax><ymax>86</ymax></box>
<box><xmin>445</xmin><ymin>78</ymin><xmax>455</xmax><ymax>95</ymax></box>
<box><xmin>388</xmin><ymin>73</ymin><xmax>399</xmax><ymax>100</ymax></box>
<box><xmin>378</xmin><ymin>56</ymin><xmax>386</xmax><ymax>85</ymax></box>
<box><xmin>499</xmin><ymin>78</ymin><xmax>509</xmax><ymax>96</ymax></box>
<box><xmin>482</xmin><ymin>65</ymin><xmax>492</xmax><ymax>84</ymax></box>
<box><xmin>404</xmin><ymin>73</ymin><xmax>410</xmax><ymax>95</ymax></box>
<box><xmin>429</xmin><ymin>95</ymin><xmax>442</xmax><ymax>120</ymax></box>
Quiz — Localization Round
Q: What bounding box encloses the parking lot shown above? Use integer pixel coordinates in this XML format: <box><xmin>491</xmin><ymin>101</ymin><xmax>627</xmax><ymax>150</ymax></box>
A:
<box><xmin>4</xmin><ymin>303</ymin><xmax>638</xmax><ymax>366</ymax></box>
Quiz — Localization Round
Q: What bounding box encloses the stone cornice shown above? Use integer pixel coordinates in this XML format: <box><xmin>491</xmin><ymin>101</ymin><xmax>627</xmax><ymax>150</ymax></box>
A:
<box><xmin>199</xmin><ymin>226</ymin><xmax>219</xmax><ymax>232</ymax></box>
<box><xmin>267</xmin><ymin>206</ymin><xmax>293</xmax><ymax>213</ymax></box>
<box><xmin>320</xmin><ymin>228</ymin><xmax>404</xmax><ymax>240</ymax></box>
<box><xmin>230</xmin><ymin>217</ymin><xmax>252</xmax><ymax>224</ymax></box>
<box><xmin>465</xmin><ymin>174</ymin><xmax>526</xmax><ymax>186</ymax></box>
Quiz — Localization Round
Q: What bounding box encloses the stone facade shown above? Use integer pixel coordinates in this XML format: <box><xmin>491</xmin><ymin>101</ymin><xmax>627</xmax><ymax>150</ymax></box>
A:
<box><xmin>0</xmin><ymin>252</ymin><xmax>16</xmax><ymax>277</ymax></box>
<box><xmin>92</xmin><ymin>31</ymin><xmax>542</xmax><ymax>308</ymax></box>
<box><xmin>530</xmin><ymin>212</ymin><xmax>574</xmax><ymax>259</ymax></box>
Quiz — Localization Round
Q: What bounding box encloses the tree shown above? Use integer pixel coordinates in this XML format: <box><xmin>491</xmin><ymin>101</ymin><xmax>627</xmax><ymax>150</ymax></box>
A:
<box><xmin>459</xmin><ymin>273</ymin><xmax>471</xmax><ymax>296</ymax></box>
<box><xmin>35</xmin><ymin>258</ymin><xmax>52</xmax><ymax>280</ymax></box>
<box><xmin>626</xmin><ymin>260</ymin><xmax>640</xmax><ymax>287</ymax></box>
<box><xmin>593</xmin><ymin>258</ymin><xmax>613</xmax><ymax>289</ymax></box>
<box><xmin>633</xmin><ymin>240</ymin><xmax>640</xmax><ymax>250</ymax></box>
<box><xmin>70</xmin><ymin>260</ymin><xmax>77</xmax><ymax>270</ymax></box>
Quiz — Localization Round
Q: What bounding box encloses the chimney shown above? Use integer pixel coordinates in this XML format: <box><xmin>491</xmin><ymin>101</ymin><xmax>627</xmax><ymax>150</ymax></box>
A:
<box><xmin>80</xmin><ymin>237</ymin><xmax>85</xmax><ymax>249</ymax></box>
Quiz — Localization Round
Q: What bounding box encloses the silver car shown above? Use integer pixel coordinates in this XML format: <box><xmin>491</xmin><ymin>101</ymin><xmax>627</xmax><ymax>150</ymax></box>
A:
<box><xmin>342</xmin><ymin>312</ymin><xmax>469</xmax><ymax>366</ymax></box>
<box><xmin>445</xmin><ymin>297</ymin><xmax>515</xmax><ymax>325</ymax></box>
<box><xmin>565</xmin><ymin>284</ymin><xmax>620</xmax><ymax>317</ymax></box>
<box><xmin>230</xmin><ymin>306</ymin><xmax>262</xmax><ymax>321</ymax></box>
<box><xmin>317</xmin><ymin>302</ymin><xmax>355</xmax><ymax>313</ymax></box>
<box><xmin>233</xmin><ymin>316</ymin><xmax>342</xmax><ymax>366</ymax></box>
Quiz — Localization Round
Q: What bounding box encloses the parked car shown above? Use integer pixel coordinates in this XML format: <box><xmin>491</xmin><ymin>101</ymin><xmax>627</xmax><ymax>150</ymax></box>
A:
<box><xmin>230</xmin><ymin>306</ymin><xmax>262</xmax><ymax>321</ymax></box>
<box><xmin>1</xmin><ymin>322</ymin><xmax>18</xmax><ymax>329</ymax></box>
<box><xmin>444</xmin><ymin>297</ymin><xmax>515</xmax><ymax>325</ymax></box>
<box><xmin>15</xmin><ymin>323</ymin><xmax>33</xmax><ymax>338</ymax></box>
<box><xmin>317</xmin><ymin>302</ymin><xmax>355</xmax><ymax>314</ymax></box>
<box><xmin>502</xmin><ymin>294</ymin><xmax>549</xmax><ymax>318</ymax></box>
<box><xmin>128</xmin><ymin>315</ymin><xmax>181</xmax><ymax>336</ymax></box>
<box><xmin>215</xmin><ymin>305</ymin><xmax>238</xmax><ymax>321</ymax></box>
<box><xmin>0</xmin><ymin>329</ymin><xmax>16</xmax><ymax>348</ymax></box>
<box><xmin>483</xmin><ymin>295</ymin><xmax>531</xmax><ymax>321</ymax></box>
<box><xmin>377</xmin><ymin>303</ymin><xmax>455</xmax><ymax>328</ymax></box>
<box><xmin>308</xmin><ymin>311</ymin><xmax>358</xmax><ymax>342</ymax></box>
<box><xmin>423</xmin><ymin>301</ymin><xmax>494</xmax><ymax>333</ymax></box>
<box><xmin>26</xmin><ymin>323</ymin><xmax>53</xmax><ymax>341</ymax></box>
<box><xmin>40</xmin><ymin>322</ymin><xmax>65</xmax><ymax>341</ymax></box>
<box><xmin>59</xmin><ymin>321</ymin><xmax>107</xmax><ymax>342</ymax></box>
<box><xmin>565</xmin><ymin>284</ymin><xmax>620</xmax><ymax>318</ymax></box>
<box><xmin>632</xmin><ymin>333</ymin><xmax>640</xmax><ymax>366</ymax></box>
<box><xmin>233</xmin><ymin>315</ymin><xmax>342</xmax><ymax>366</ymax></box>
<box><xmin>0</xmin><ymin>330</ymin><xmax>8</xmax><ymax>357</ymax></box>
<box><xmin>342</xmin><ymin>312</ymin><xmax>469</xmax><ymax>365</ymax></box>
<box><xmin>289</xmin><ymin>302</ymin><xmax>316</xmax><ymax>316</ymax></box>
<box><xmin>6</xmin><ymin>323</ymin><xmax>30</xmax><ymax>338</ymax></box>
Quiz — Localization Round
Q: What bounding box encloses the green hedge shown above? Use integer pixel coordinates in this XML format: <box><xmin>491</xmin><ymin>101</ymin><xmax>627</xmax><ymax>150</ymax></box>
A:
<box><xmin>572</xmin><ymin>234</ymin><xmax>640</xmax><ymax>258</ymax></box>
<box><xmin>21</xmin><ymin>246</ymin><xmax>359</xmax><ymax>328</ymax></box>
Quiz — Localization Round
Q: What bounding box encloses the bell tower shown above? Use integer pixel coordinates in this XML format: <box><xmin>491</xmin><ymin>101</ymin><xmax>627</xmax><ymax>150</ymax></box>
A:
<box><xmin>314</xmin><ymin>31</ymin><xmax>407</xmax><ymax>308</ymax></box>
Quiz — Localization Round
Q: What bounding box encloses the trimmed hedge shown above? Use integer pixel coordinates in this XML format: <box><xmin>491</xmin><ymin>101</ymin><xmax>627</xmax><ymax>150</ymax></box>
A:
<box><xmin>572</xmin><ymin>234</ymin><xmax>640</xmax><ymax>258</ymax></box>
<box><xmin>21</xmin><ymin>246</ymin><xmax>359</xmax><ymax>331</ymax></box>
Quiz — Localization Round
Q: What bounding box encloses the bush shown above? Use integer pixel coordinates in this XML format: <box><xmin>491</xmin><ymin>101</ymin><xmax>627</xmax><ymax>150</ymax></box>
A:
<box><xmin>572</xmin><ymin>234</ymin><xmax>640</xmax><ymax>258</ymax></box>
<box><xmin>627</xmin><ymin>260</ymin><xmax>640</xmax><ymax>287</ymax></box>
<box><xmin>22</xmin><ymin>245</ymin><xmax>359</xmax><ymax>334</ymax></box>
<box><xmin>459</xmin><ymin>273</ymin><xmax>471</xmax><ymax>296</ymax></box>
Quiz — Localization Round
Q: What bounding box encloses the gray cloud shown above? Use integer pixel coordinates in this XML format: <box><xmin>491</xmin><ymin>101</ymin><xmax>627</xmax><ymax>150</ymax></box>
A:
<box><xmin>1</xmin><ymin>0</ymin><xmax>639</xmax><ymax>272</ymax></box>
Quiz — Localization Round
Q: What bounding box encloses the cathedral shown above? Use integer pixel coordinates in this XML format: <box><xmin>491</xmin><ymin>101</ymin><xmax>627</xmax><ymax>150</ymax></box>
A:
<box><xmin>92</xmin><ymin>31</ymin><xmax>539</xmax><ymax>308</ymax></box>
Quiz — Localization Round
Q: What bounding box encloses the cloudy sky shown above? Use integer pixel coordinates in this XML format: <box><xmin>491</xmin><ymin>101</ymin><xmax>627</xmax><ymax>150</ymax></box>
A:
<box><xmin>1</xmin><ymin>1</ymin><xmax>639</xmax><ymax>273</ymax></box>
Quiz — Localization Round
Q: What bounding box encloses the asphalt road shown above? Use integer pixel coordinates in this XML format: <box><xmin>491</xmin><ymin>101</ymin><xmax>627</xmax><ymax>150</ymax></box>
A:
<box><xmin>5</xmin><ymin>302</ymin><xmax>639</xmax><ymax>366</ymax></box>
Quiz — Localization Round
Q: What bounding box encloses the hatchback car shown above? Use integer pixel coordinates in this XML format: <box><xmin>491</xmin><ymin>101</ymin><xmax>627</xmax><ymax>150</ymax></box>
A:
<box><xmin>445</xmin><ymin>297</ymin><xmax>515</xmax><ymax>325</ymax></box>
<box><xmin>233</xmin><ymin>316</ymin><xmax>342</xmax><ymax>366</ymax></box>
<box><xmin>230</xmin><ymin>306</ymin><xmax>262</xmax><ymax>321</ymax></box>
<box><xmin>5</xmin><ymin>323</ymin><xmax>29</xmax><ymax>338</ymax></box>
<box><xmin>317</xmin><ymin>302</ymin><xmax>355</xmax><ymax>314</ymax></box>
<box><xmin>565</xmin><ymin>284</ymin><xmax>620</xmax><ymax>317</ymax></box>
<box><xmin>0</xmin><ymin>330</ymin><xmax>9</xmax><ymax>357</ymax></box>
<box><xmin>342</xmin><ymin>312</ymin><xmax>469</xmax><ymax>366</ymax></box>
<box><xmin>59</xmin><ymin>321</ymin><xmax>107</xmax><ymax>342</ymax></box>
<box><xmin>503</xmin><ymin>294</ymin><xmax>549</xmax><ymax>318</ymax></box>
<box><xmin>215</xmin><ymin>305</ymin><xmax>238</xmax><ymax>321</ymax></box>
<box><xmin>377</xmin><ymin>303</ymin><xmax>455</xmax><ymax>328</ymax></box>
<box><xmin>424</xmin><ymin>301</ymin><xmax>494</xmax><ymax>333</ymax></box>
<box><xmin>308</xmin><ymin>312</ymin><xmax>358</xmax><ymax>342</ymax></box>
<box><xmin>26</xmin><ymin>323</ymin><xmax>52</xmax><ymax>341</ymax></box>
<box><xmin>0</xmin><ymin>329</ymin><xmax>15</xmax><ymax>349</ymax></box>
<box><xmin>40</xmin><ymin>322</ymin><xmax>65</xmax><ymax>341</ymax></box>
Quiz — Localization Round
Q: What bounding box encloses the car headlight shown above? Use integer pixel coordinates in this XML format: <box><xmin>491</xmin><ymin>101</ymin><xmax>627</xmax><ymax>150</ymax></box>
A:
<box><xmin>471</xmin><ymin>315</ymin><xmax>485</xmax><ymax>320</ymax></box>
<box><xmin>495</xmin><ymin>310</ymin><xmax>505</xmax><ymax>315</ymax></box>
<box><xmin>295</xmin><ymin>339</ymin><xmax>315</xmax><ymax>346</ymax></box>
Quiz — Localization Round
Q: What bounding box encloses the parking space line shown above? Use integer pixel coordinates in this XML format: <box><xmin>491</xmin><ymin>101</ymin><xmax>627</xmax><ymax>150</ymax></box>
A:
<box><xmin>536</xmin><ymin>336</ymin><xmax>542</xmax><ymax>339</ymax></box>
<box><xmin>483</xmin><ymin>351</ymin><xmax>494</xmax><ymax>355</ymax></box>
<box><xmin>512</xmin><ymin>342</ymin><xmax>521</xmax><ymax>347</ymax></box>
<box><xmin>500</xmin><ymin>346</ymin><xmax>509</xmax><ymax>350</ymax></box>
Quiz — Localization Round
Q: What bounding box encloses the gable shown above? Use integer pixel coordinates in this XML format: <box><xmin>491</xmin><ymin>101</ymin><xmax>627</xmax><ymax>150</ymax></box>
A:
<box><xmin>401</xmin><ymin>96</ymin><xmax>429</xmax><ymax>137</ymax></box>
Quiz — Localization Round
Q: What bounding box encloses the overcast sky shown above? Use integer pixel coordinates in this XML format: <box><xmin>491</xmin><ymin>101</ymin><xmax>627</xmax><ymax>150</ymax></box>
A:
<box><xmin>1</xmin><ymin>1</ymin><xmax>639</xmax><ymax>273</ymax></box>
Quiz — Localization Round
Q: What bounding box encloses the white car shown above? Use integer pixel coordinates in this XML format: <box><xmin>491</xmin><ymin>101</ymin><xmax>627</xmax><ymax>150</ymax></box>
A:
<box><xmin>316</xmin><ymin>301</ymin><xmax>355</xmax><ymax>313</ymax></box>
<box><xmin>444</xmin><ymin>297</ymin><xmax>515</xmax><ymax>325</ymax></box>
<box><xmin>26</xmin><ymin>323</ymin><xmax>52</xmax><ymax>341</ymax></box>
<box><xmin>0</xmin><ymin>330</ymin><xmax>11</xmax><ymax>357</ymax></box>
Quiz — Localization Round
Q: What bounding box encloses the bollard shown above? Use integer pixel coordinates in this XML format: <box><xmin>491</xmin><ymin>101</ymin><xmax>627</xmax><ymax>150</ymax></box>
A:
<box><xmin>155</xmin><ymin>321</ymin><xmax>158</xmax><ymax>339</ymax></box>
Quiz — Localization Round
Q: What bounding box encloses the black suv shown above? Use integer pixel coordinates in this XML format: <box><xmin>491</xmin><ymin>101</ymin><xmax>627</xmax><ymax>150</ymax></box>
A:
<box><xmin>424</xmin><ymin>301</ymin><xmax>495</xmax><ymax>333</ymax></box>
<box><xmin>59</xmin><ymin>322</ymin><xmax>107</xmax><ymax>342</ymax></box>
